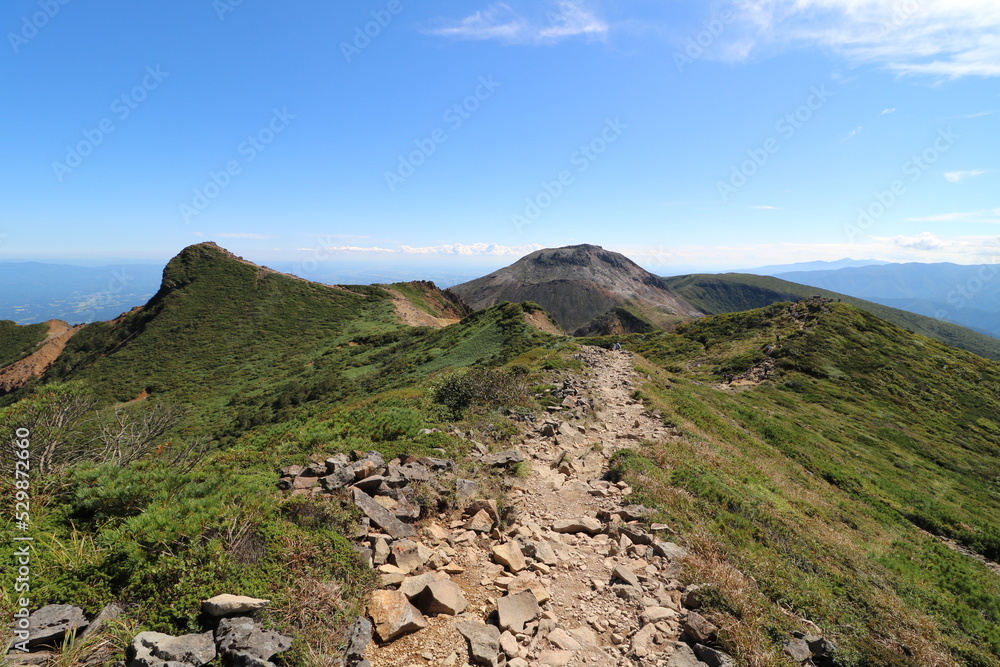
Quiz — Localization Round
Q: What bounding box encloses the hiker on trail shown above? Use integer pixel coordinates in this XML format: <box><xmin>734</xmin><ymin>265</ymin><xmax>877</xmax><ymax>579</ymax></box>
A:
<box><xmin>611</xmin><ymin>342</ymin><xmax>622</xmax><ymax>351</ymax></box>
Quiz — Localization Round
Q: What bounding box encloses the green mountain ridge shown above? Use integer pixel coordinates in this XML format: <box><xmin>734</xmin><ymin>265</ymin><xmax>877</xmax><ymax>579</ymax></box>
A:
<box><xmin>1</xmin><ymin>243</ymin><xmax>999</xmax><ymax>666</ymax></box>
<box><xmin>661</xmin><ymin>272</ymin><xmax>1000</xmax><ymax>361</ymax></box>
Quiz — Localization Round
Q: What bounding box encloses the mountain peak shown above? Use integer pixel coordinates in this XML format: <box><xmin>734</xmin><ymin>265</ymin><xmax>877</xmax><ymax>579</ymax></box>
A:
<box><xmin>451</xmin><ymin>244</ymin><xmax>703</xmax><ymax>334</ymax></box>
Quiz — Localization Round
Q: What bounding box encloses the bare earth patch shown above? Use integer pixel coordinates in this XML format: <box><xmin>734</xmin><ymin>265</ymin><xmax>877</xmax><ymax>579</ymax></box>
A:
<box><xmin>0</xmin><ymin>319</ymin><xmax>82</xmax><ymax>393</ymax></box>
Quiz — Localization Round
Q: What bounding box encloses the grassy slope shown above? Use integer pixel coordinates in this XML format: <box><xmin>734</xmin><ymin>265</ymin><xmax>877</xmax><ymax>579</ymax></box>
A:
<box><xmin>0</xmin><ymin>320</ymin><xmax>48</xmax><ymax>367</ymax></box>
<box><xmin>36</xmin><ymin>244</ymin><xmax>404</xmax><ymax>439</ymax></box>
<box><xmin>0</xmin><ymin>263</ymin><xmax>560</xmax><ymax>664</ymax></box>
<box><xmin>662</xmin><ymin>273</ymin><xmax>1000</xmax><ymax>361</ymax></box>
<box><xmin>591</xmin><ymin>301</ymin><xmax>1000</xmax><ymax>666</ymax></box>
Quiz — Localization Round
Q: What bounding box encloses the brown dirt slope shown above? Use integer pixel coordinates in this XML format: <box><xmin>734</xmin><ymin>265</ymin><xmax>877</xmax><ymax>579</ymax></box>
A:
<box><xmin>0</xmin><ymin>320</ymin><xmax>83</xmax><ymax>393</ymax></box>
<box><xmin>384</xmin><ymin>281</ymin><xmax>470</xmax><ymax>329</ymax></box>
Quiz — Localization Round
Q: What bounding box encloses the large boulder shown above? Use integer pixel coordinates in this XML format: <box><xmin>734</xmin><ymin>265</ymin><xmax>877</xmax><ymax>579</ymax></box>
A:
<box><xmin>492</xmin><ymin>542</ymin><xmax>527</xmax><ymax>573</ymax></box>
<box><xmin>367</xmin><ymin>590</ymin><xmax>427</xmax><ymax>643</ymax></box>
<box><xmin>214</xmin><ymin>618</ymin><xmax>292</xmax><ymax>662</ymax></box>
<box><xmin>496</xmin><ymin>590</ymin><xmax>540</xmax><ymax>634</ymax></box>
<box><xmin>418</xmin><ymin>580</ymin><xmax>468</xmax><ymax>615</ymax></box>
<box><xmin>456</xmin><ymin>619</ymin><xmax>501</xmax><ymax>667</ymax></box>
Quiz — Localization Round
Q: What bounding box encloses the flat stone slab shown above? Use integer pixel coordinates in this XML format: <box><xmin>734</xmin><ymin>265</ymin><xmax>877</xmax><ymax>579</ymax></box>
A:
<box><xmin>552</xmin><ymin>517</ymin><xmax>602</xmax><ymax>534</ymax></box>
<box><xmin>496</xmin><ymin>589</ymin><xmax>540</xmax><ymax>634</ymax></box>
<box><xmin>25</xmin><ymin>604</ymin><xmax>88</xmax><ymax>649</ymax></box>
<box><xmin>202</xmin><ymin>595</ymin><xmax>270</xmax><ymax>617</ymax></box>
<box><xmin>352</xmin><ymin>488</ymin><xmax>417</xmax><ymax>539</ymax></box>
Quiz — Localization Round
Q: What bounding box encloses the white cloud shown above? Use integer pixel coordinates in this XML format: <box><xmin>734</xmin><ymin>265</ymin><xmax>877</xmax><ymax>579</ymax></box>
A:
<box><xmin>728</xmin><ymin>0</ymin><xmax>1000</xmax><ymax>78</ymax></box>
<box><xmin>906</xmin><ymin>208</ymin><xmax>1000</xmax><ymax>223</ymax></box>
<box><xmin>313</xmin><ymin>243</ymin><xmax>543</xmax><ymax>256</ymax></box>
<box><xmin>964</xmin><ymin>110</ymin><xmax>995</xmax><ymax>118</ymax></box>
<box><xmin>843</xmin><ymin>126</ymin><xmax>863</xmax><ymax>140</ymax></box>
<box><xmin>217</xmin><ymin>233</ymin><xmax>276</xmax><ymax>239</ymax></box>
<box><xmin>881</xmin><ymin>107</ymin><xmax>897</xmax><ymax>114</ymax></box>
<box><xmin>426</xmin><ymin>1</ymin><xmax>608</xmax><ymax>45</ymax></box>
<box><xmin>943</xmin><ymin>169</ymin><xmax>987</xmax><ymax>183</ymax></box>
<box><xmin>887</xmin><ymin>232</ymin><xmax>948</xmax><ymax>250</ymax></box>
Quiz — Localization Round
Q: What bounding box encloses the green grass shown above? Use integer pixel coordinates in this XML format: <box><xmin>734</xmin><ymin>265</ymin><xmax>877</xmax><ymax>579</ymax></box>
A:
<box><xmin>601</xmin><ymin>301</ymin><xmax>1000</xmax><ymax>666</ymax></box>
<box><xmin>662</xmin><ymin>273</ymin><xmax>1000</xmax><ymax>360</ymax></box>
<box><xmin>0</xmin><ymin>319</ymin><xmax>48</xmax><ymax>367</ymax></box>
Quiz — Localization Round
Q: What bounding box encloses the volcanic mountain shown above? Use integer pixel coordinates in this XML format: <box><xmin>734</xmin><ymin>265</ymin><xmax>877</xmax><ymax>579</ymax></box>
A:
<box><xmin>450</xmin><ymin>244</ymin><xmax>704</xmax><ymax>334</ymax></box>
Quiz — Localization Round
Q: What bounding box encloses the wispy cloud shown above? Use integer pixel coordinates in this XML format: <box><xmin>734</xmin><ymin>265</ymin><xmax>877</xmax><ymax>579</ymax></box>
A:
<box><xmin>306</xmin><ymin>242</ymin><xmax>543</xmax><ymax>256</ymax></box>
<box><xmin>426</xmin><ymin>1</ymin><xmax>608</xmax><ymax>45</ymax></box>
<box><xmin>906</xmin><ymin>208</ymin><xmax>1000</xmax><ymax>223</ymax></box>
<box><xmin>881</xmin><ymin>107</ymin><xmax>896</xmax><ymax>115</ymax></box>
<box><xmin>727</xmin><ymin>1</ymin><xmax>1000</xmax><ymax>79</ymax></box>
<box><xmin>943</xmin><ymin>169</ymin><xmax>987</xmax><ymax>183</ymax></box>
<box><xmin>887</xmin><ymin>232</ymin><xmax>948</xmax><ymax>250</ymax></box>
<box><xmin>964</xmin><ymin>110</ymin><xmax>995</xmax><ymax>118</ymax></box>
<box><xmin>750</xmin><ymin>205</ymin><xmax>779</xmax><ymax>210</ymax></box>
<box><xmin>626</xmin><ymin>234</ymin><xmax>1000</xmax><ymax>269</ymax></box>
<box><xmin>843</xmin><ymin>126</ymin><xmax>863</xmax><ymax>140</ymax></box>
<box><xmin>217</xmin><ymin>233</ymin><xmax>276</xmax><ymax>239</ymax></box>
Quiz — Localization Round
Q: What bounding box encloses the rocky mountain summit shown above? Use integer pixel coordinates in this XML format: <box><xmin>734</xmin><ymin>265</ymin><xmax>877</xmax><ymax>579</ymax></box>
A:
<box><xmin>450</xmin><ymin>245</ymin><xmax>703</xmax><ymax>335</ymax></box>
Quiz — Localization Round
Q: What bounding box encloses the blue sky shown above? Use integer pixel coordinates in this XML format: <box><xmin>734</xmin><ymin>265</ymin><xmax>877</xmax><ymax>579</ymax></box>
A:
<box><xmin>1</xmin><ymin>0</ymin><xmax>999</xmax><ymax>276</ymax></box>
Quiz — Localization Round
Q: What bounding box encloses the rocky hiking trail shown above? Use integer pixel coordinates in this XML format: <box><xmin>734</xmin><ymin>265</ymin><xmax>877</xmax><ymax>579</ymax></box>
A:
<box><xmin>345</xmin><ymin>347</ymin><xmax>835</xmax><ymax>667</ymax></box>
<box><xmin>6</xmin><ymin>347</ymin><xmax>838</xmax><ymax>667</ymax></box>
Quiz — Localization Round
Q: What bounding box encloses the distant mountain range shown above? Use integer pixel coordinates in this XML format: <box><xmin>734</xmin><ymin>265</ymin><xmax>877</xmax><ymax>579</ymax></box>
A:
<box><xmin>775</xmin><ymin>263</ymin><xmax>1000</xmax><ymax>339</ymax></box>
<box><xmin>3</xmin><ymin>251</ymin><xmax>1000</xmax><ymax>356</ymax></box>
<box><xmin>742</xmin><ymin>258</ymin><xmax>892</xmax><ymax>276</ymax></box>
